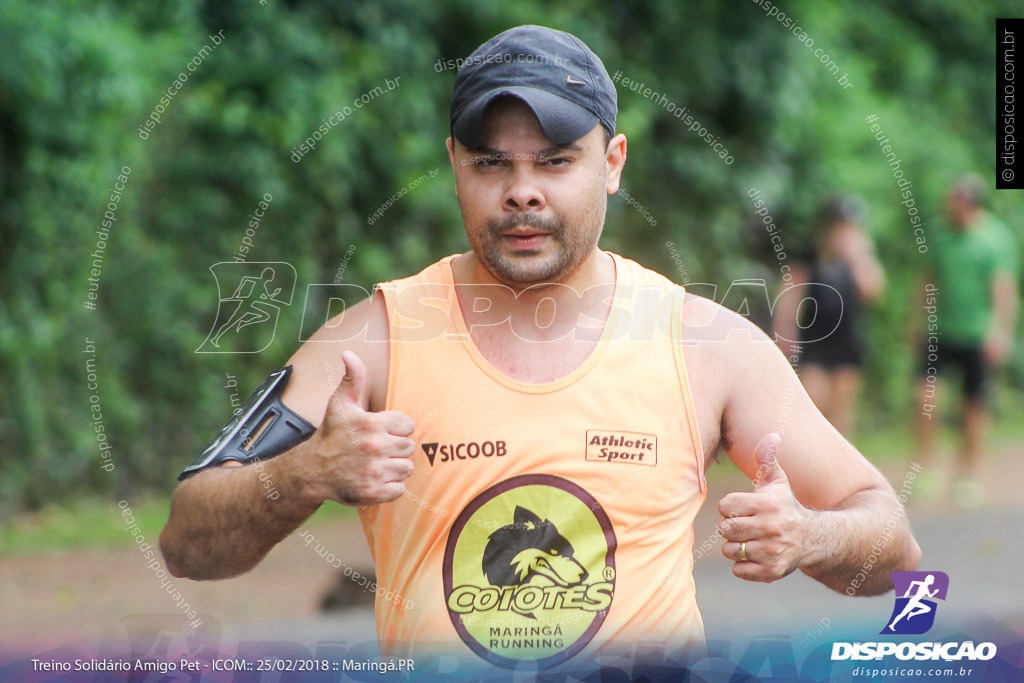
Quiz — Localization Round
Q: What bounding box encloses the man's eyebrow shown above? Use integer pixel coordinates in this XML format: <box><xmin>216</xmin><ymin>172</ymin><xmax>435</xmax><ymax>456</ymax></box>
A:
<box><xmin>536</xmin><ymin>143</ymin><xmax>583</xmax><ymax>158</ymax></box>
<box><xmin>466</xmin><ymin>145</ymin><xmax>504</xmax><ymax>156</ymax></box>
<box><xmin>465</xmin><ymin>143</ymin><xmax>584</xmax><ymax>157</ymax></box>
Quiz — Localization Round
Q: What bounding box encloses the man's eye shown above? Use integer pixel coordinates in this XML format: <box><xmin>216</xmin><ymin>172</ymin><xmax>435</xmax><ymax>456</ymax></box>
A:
<box><xmin>472</xmin><ymin>156</ymin><xmax>504</xmax><ymax>167</ymax></box>
<box><xmin>543</xmin><ymin>157</ymin><xmax>571</xmax><ymax>167</ymax></box>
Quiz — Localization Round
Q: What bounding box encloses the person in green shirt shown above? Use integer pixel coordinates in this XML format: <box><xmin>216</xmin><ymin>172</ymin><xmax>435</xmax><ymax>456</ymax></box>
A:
<box><xmin>915</xmin><ymin>175</ymin><xmax>1019</xmax><ymax>508</ymax></box>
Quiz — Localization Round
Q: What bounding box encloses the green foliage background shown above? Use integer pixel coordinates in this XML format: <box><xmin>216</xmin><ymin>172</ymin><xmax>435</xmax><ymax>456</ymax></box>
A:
<box><xmin>1</xmin><ymin>0</ymin><xmax>1020</xmax><ymax>514</ymax></box>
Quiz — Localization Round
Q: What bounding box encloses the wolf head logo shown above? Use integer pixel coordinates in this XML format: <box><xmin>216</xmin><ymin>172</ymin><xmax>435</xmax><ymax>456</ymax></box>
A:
<box><xmin>443</xmin><ymin>475</ymin><xmax>618</xmax><ymax>667</ymax></box>
<box><xmin>483</xmin><ymin>506</ymin><xmax>588</xmax><ymax>590</ymax></box>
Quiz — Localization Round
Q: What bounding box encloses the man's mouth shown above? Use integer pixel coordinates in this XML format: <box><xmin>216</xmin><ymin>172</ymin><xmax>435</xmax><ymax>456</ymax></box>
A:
<box><xmin>501</xmin><ymin>227</ymin><xmax>550</xmax><ymax>250</ymax></box>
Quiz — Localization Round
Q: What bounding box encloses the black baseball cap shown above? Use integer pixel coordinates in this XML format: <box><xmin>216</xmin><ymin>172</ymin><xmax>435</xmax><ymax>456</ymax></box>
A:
<box><xmin>450</xmin><ymin>25</ymin><xmax>617</xmax><ymax>149</ymax></box>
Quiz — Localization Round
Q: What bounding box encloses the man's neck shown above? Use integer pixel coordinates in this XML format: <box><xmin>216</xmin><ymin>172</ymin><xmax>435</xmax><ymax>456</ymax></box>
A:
<box><xmin>451</xmin><ymin>249</ymin><xmax>616</xmax><ymax>343</ymax></box>
<box><xmin>959</xmin><ymin>208</ymin><xmax>984</xmax><ymax>231</ymax></box>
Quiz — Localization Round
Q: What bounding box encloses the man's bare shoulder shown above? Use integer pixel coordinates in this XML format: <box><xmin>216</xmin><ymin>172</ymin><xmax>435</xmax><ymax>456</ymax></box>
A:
<box><xmin>282</xmin><ymin>292</ymin><xmax>391</xmax><ymax>421</ymax></box>
<box><xmin>679</xmin><ymin>291</ymin><xmax>790</xmax><ymax>451</ymax></box>
<box><xmin>303</xmin><ymin>291</ymin><xmax>390</xmax><ymax>344</ymax></box>
<box><xmin>680</xmin><ymin>291</ymin><xmax>772</xmax><ymax>345</ymax></box>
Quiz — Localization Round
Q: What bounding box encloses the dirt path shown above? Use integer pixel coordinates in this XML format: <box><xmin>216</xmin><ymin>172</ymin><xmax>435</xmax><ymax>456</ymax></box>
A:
<box><xmin>0</xmin><ymin>515</ymin><xmax>374</xmax><ymax>652</ymax></box>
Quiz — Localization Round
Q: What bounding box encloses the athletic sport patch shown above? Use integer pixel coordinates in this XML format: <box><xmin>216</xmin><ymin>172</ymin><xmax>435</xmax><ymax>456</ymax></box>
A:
<box><xmin>585</xmin><ymin>430</ymin><xmax>658</xmax><ymax>466</ymax></box>
<box><xmin>443</xmin><ymin>475</ymin><xmax>617</xmax><ymax>669</ymax></box>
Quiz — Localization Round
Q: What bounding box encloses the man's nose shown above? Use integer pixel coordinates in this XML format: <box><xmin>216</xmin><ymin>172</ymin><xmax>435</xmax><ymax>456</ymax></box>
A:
<box><xmin>503</xmin><ymin>165</ymin><xmax>545</xmax><ymax>211</ymax></box>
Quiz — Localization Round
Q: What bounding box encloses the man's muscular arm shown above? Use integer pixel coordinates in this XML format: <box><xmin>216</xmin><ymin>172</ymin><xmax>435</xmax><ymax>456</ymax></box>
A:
<box><xmin>160</xmin><ymin>445</ymin><xmax>321</xmax><ymax>580</ymax></box>
<box><xmin>686</xmin><ymin>295</ymin><xmax>920</xmax><ymax>595</ymax></box>
<box><xmin>160</xmin><ymin>295</ymin><xmax>412</xmax><ymax>580</ymax></box>
<box><xmin>985</xmin><ymin>271</ymin><xmax>1018</xmax><ymax>364</ymax></box>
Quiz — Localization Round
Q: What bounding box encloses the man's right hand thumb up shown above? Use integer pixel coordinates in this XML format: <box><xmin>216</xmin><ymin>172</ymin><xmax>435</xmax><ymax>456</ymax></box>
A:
<box><xmin>300</xmin><ymin>350</ymin><xmax>416</xmax><ymax>506</ymax></box>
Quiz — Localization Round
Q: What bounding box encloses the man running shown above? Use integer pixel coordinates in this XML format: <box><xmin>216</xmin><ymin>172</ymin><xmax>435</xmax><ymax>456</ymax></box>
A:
<box><xmin>161</xmin><ymin>24</ymin><xmax>920</xmax><ymax>672</ymax></box>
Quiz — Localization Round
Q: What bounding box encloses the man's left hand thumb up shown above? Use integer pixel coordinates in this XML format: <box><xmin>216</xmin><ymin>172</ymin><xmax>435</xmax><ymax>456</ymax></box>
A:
<box><xmin>717</xmin><ymin>433</ymin><xmax>811</xmax><ymax>583</ymax></box>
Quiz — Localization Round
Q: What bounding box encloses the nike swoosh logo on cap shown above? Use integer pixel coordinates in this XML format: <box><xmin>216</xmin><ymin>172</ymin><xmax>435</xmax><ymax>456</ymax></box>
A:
<box><xmin>566</xmin><ymin>76</ymin><xmax>587</xmax><ymax>86</ymax></box>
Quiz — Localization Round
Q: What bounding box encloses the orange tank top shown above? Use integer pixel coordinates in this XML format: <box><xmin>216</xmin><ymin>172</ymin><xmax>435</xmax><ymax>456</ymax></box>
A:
<box><xmin>359</xmin><ymin>252</ymin><xmax>707</xmax><ymax>671</ymax></box>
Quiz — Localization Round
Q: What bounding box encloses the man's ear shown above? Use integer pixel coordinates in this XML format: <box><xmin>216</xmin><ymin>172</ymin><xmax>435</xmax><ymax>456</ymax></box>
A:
<box><xmin>605</xmin><ymin>133</ymin><xmax>628</xmax><ymax>194</ymax></box>
<box><xmin>446</xmin><ymin>137</ymin><xmax>456</xmax><ymax>165</ymax></box>
<box><xmin>446</xmin><ymin>137</ymin><xmax>458</xmax><ymax>196</ymax></box>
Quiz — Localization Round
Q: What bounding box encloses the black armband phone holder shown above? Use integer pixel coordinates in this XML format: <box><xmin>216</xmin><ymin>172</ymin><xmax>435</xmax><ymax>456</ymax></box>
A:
<box><xmin>178</xmin><ymin>366</ymin><xmax>315</xmax><ymax>481</ymax></box>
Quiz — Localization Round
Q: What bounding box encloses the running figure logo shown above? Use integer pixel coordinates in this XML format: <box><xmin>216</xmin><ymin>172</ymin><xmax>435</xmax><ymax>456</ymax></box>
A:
<box><xmin>880</xmin><ymin>571</ymin><xmax>949</xmax><ymax>635</ymax></box>
<box><xmin>196</xmin><ymin>262</ymin><xmax>296</xmax><ymax>353</ymax></box>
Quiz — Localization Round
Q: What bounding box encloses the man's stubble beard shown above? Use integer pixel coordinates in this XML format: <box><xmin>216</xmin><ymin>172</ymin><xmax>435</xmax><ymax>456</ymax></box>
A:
<box><xmin>463</xmin><ymin>200</ymin><xmax>607</xmax><ymax>288</ymax></box>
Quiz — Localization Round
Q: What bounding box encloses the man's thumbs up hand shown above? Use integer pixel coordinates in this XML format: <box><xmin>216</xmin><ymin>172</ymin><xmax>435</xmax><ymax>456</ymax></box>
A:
<box><xmin>752</xmin><ymin>433</ymin><xmax>788</xmax><ymax>489</ymax></box>
<box><xmin>294</xmin><ymin>350</ymin><xmax>416</xmax><ymax>507</ymax></box>
<box><xmin>717</xmin><ymin>433</ymin><xmax>812</xmax><ymax>583</ymax></box>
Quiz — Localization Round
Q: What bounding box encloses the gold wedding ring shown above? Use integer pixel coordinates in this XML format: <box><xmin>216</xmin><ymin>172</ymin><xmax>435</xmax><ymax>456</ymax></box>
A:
<box><xmin>738</xmin><ymin>542</ymin><xmax>748</xmax><ymax>562</ymax></box>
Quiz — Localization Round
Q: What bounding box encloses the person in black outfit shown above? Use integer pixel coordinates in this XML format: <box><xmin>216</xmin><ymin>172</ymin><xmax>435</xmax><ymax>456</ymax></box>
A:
<box><xmin>776</xmin><ymin>196</ymin><xmax>885</xmax><ymax>437</ymax></box>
